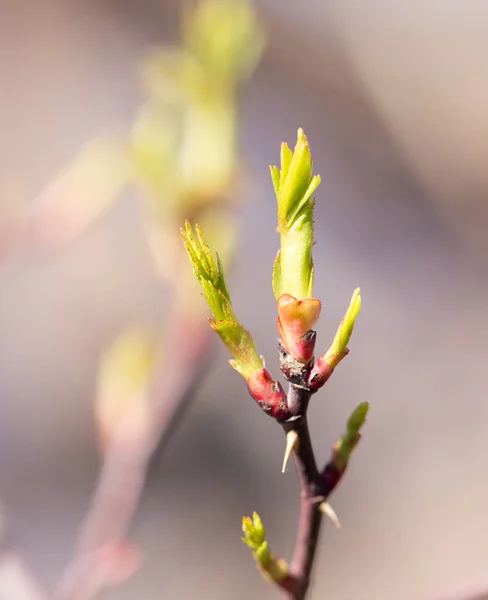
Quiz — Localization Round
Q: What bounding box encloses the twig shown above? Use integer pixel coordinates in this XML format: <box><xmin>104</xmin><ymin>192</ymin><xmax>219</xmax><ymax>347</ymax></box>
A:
<box><xmin>280</xmin><ymin>385</ymin><xmax>324</xmax><ymax>600</ymax></box>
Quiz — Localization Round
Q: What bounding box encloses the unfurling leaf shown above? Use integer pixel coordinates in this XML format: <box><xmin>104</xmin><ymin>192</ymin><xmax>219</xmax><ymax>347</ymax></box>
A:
<box><xmin>210</xmin><ymin>320</ymin><xmax>263</xmax><ymax>380</ymax></box>
<box><xmin>95</xmin><ymin>328</ymin><xmax>158</xmax><ymax>448</ymax></box>
<box><xmin>271</xmin><ymin>128</ymin><xmax>321</xmax><ymax>300</ymax></box>
<box><xmin>182</xmin><ymin>221</ymin><xmax>265</xmax><ymax>383</ymax></box>
<box><xmin>323</xmin><ymin>288</ymin><xmax>361</xmax><ymax>369</ymax></box>
<box><xmin>241</xmin><ymin>512</ymin><xmax>288</xmax><ymax>583</ymax></box>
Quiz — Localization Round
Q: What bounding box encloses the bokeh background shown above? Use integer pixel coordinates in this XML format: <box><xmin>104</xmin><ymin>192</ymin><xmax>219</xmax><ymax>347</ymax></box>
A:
<box><xmin>1</xmin><ymin>1</ymin><xmax>488</xmax><ymax>599</ymax></box>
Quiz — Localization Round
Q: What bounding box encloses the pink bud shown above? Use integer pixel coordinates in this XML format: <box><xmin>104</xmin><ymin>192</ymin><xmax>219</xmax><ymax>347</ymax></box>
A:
<box><xmin>247</xmin><ymin>369</ymin><xmax>290</xmax><ymax>420</ymax></box>
<box><xmin>277</xmin><ymin>294</ymin><xmax>321</xmax><ymax>365</ymax></box>
<box><xmin>307</xmin><ymin>356</ymin><xmax>335</xmax><ymax>390</ymax></box>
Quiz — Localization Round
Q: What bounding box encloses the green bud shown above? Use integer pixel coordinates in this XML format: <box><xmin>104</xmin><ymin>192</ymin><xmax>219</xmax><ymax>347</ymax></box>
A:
<box><xmin>333</xmin><ymin>402</ymin><xmax>369</xmax><ymax>472</ymax></box>
<box><xmin>241</xmin><ymin>512</ymin><xmax>288</xmax><ymax>583</ymax></box>
<box><xmin>347</xmin><ymin>400</ymin><xmax>369</xmax><ymax>434</ymax></box>
<box><xmin>323</xmin><ymin>288</ymin><xmax>361</xmax><ymax>369</ymax></box>
<box><xmin>270</xmin><ymin>129</ymin><xmax>321</xmax><ymax>300</ymax></box>
<box><xmin>241</xmin><ymin>512</ymin><xmax>265</xmax><ymax>549</ymax></box>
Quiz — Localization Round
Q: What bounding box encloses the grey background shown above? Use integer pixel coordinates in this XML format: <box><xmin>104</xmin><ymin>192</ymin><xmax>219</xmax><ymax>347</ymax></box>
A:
<box><xmin>1</xmin><ymin>1</ymin><xmax>488</xmax><ymax>598</ymax></box>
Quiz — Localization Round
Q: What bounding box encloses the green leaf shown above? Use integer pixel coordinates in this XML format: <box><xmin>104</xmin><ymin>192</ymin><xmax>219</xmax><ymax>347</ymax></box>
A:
<box><xmin>210</xmin><ymin>319</ymin><xmax>264</xmax><ymax>379</ymax></box>
<box><xmin>182</xmin><ymin>222</ymin><xmax>264</xmax><ymax>381</ymax></box>
<box><xmin>323</xmin><ymin>288</ymin><xmax>361</xmax><ymax>369</ymax></box>
<box><xmin>181</xmin><ymin>221</ymin><xmax>235</xmax><ymax>321</ymax></box>
<box><xmin>272</xmin><ymin>250</ymin><xmax>282</xmax><ymax>299</ymax></box>
<box><xmin>278</xmin><ymin>142</ymin><xmax>293</xmax><ymax>198</ymax></box>
<box><xmin>347</xmin><ymin>401</ymin><xmax>369</xmax><ymax>434</ymax></box>
<box><xmin>269</xmin><ymin>166</ymin><xmax>280</xmax><ymax>199</ymax></box>
<box><xmin>182</xmin><ymin>0</ymin><xmax>266</xmax><ymax>87</ymax></box>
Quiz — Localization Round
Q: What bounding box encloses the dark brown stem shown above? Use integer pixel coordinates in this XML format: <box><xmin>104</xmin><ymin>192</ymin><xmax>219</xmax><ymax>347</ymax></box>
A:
<box><xmin>281</xmin><ymin>385</ymin><xmax>324</xmax><ymax>600</ymax></box>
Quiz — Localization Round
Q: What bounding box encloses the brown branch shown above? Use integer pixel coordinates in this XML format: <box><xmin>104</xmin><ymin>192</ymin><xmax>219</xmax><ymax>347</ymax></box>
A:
<box><xmin>280</xmin><ymin>385</ymin><xmax>324</xmax><ymax>600</ymax></box>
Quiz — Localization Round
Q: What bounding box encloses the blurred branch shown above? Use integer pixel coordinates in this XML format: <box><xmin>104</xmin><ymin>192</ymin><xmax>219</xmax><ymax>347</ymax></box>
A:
<box><xmin>0</xmin><ymin>513</ymin><xmax>52</xmax><ymax>600</ymax></box>
<box><xmin>437</xmin><ymin>587</ymin><xmax>488</xmax><ymax>600</ymax></box>
<box><xmin>57</xmin><ymin>303</ymin><xmax>213</xmax><ymax>600</ymax></box>
<box><xmin>0</xmin><ymin>553</ymin><xmax>51</xmax><ymax>600</ymax></box>
<box><xmin>0</xmin><ymin>1</ymin><xmax>264</xmax><ymax>598</ymax></box>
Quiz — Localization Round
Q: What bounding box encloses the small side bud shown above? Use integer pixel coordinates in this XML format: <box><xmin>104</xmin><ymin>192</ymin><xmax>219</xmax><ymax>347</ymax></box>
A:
<box><xmin>241</xmin><ymin>512</ymin><xmax>289</xmax><ymax>584</ymax></box>
<box><xmin>307</xmin><ymin>355</ymin><xmax>336</xmax><ymax>390</ymax></box>
<box><xmin>308</xmin><ymin>288</ymin><xmax>361</xmax><ymax>390</ymax></box>
<box><xmin>277</xmin><ymin>294</ymin><xmax>321</xmax><ymax>365</ymax></box>
<box><xmin>322</xmin><ymin>402</ymin><xmax>369</xmax><ymax>495</ymax></box>
<box><xmin>333</xmin><ymin>401</ymin><xmax>369</xmax><ymax>472</ymax></box>
<box><xmin>247</xmin><ymin>369</ymin><xmax>290</xmax><ymax>421</ymax></box>
<box><xmin>282</xmin><ymin>430</ymin><xmax>299</xmax><ymax>473</ymax></box>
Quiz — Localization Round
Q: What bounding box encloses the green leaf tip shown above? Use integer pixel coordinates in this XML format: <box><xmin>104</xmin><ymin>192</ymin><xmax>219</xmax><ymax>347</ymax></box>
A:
<box><xmin>271</xmin><ymin>129</ymin><xmax>321</xmax><ymax>299</ymax></box>
<box><xmin>182</xmin><ymin>221</ymin><xmax>264</xmax><ymax>381</ymax></box>
<box><xmin>272</xmin><ymin>128</ymin><xmax>321</xmax><ymax>228</ymax></box>
<box><xmin>347</xmin><ymin>401</ymin><xmax>369</xmax><ymax>435</ymax></box>
<box><xmin>181</xmin><ymin>220</ymin><xmax>234</xmax><ymax>321</ymax></box>
<box><xmin>333</xmin><ymin>401</ymin><xmax>369</xmax><ymax>472</ymax></box>
<box><xmin>323</xmin><ymin>287</ymin><xmax>361</xmax><ymax>369</ymax></box>
<box><xmin>241</xmin><ymin>511</ymin><xmax>265</xmax><ymax>550</ymax></box>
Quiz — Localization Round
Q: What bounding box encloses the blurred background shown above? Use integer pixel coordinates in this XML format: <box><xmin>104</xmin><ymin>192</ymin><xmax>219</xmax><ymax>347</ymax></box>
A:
<box><xmin>1</xmin><ymin>0</ymin><xmax>488</xmax><ymax>599</ymax></box>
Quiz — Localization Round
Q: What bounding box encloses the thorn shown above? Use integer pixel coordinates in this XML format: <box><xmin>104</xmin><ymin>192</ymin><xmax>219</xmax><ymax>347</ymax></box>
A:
<box><xmin>282</xmin><ymin>430</ymin><xmax>299</xmax><ymax>473</ymax></box>
<box><xmin>319</xmin><ymin>502</ymin><xmax>341</xmax><ymax>529</ymax></box>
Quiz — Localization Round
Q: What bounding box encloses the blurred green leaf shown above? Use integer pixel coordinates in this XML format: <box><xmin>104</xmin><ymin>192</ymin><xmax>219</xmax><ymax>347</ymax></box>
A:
<box><xmin>25</xmin><ymin>138</ymin><xmax>130</xmax><ymax>251</ymax></box>
<box><xmin>183</xmin><ymin>0</ymin><xmax>266</xmax><ymax>87</ymax></box>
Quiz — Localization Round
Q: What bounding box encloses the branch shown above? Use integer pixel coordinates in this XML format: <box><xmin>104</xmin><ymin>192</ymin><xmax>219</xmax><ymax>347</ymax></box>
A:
<box><xmin>437</xmin><ymin>586</ymin><xmax>488</xmax><ymax>600</ymax></box>
<box><xmin>280</xmin><ymin>385</ymin><xmax>324</xmax><ymax>600</ymax></box>
<box><xmin>0</xmin><ymin>552</ymin><xmax>51</xmax><ymax>600</ymax></box>
<box><xmin>56</xmin><ymin>312</ymin><xmax>213</xmax><ymax>600</ymax></box>
<box><xmin>0</xmin><ymin>517</ymin><xmax>53</xmax><ymax>600</ymax></box>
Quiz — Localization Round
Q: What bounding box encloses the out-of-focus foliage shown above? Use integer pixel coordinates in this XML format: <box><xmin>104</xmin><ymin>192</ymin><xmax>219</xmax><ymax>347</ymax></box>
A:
<box><xmin>133</xmin><ymin>0</ymin><xmax>265</xmax><ymax>216</ymax></box>
<box><xmin>96</xmin><ymin>329</ymin><xmax>158</xmax><ymax>448</ymax></box>
<box><xmin>90</xmin><ymin>0</ymin><xmax>265</xmax><ymax>443</ymax></box>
